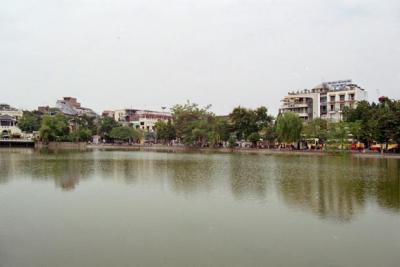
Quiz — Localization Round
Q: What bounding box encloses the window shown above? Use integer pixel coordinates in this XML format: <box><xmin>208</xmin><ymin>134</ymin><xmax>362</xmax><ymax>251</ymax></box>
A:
<box><xmin>340</xmin><ymin>104</ymin><xmax>344</xmax><ymax>111</ymax></box>
<box><xmin>340</xmin><ymin>95</ymin><xmax>345</xmax><ymax>101</ymax></box>
<box><xmin>330</xmin><ymin>95</ymin><xmax>335</xmax><ymax>102</ymax></box>
<box><xmin>330</xmin><ymin>105</ymin><xmax>334</xmax><ymax>111</ymax></box>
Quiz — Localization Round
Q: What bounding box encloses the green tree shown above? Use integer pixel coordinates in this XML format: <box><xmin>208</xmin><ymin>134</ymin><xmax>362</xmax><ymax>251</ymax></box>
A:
<box><xmin>39</xmin><ymin>114</ymin><xmax>70</xmax><ymax>142</ymax></box>
<box><xmin>248</xmin><ymin>132</ymin><xmax>261</xmax><ymax>147</ymax></box>
<box><xmin>229</xmin><ymin>107</ymin><xmax>257</xmax><ymax>140</ymax></box>
<box><xmin>155</xmin><ymin>120</ymin><xmax>176</xmax><ymax>143</ymax></box>
<box><xmin>302</xmin><ymin>118</ymin><xmax>328</xmax><ymax>142</ymax></box>
<box><xmin>171</xmin><ymin>101</ymin><xmax>215</xmax><ymax>146</ymax></box>
<box><xmin>18</xmin><ymin>111</ymin><xmax>42</xmax><ymax>132</ymax></box>
<box><xmin>262</xmin><ymin>123</ymin><xmax>277</xmax><ymax>147</ymax></box>
<box><xmin>110</xmin><ymin>126</ymin><xmax>142</xmax><ymax>143</ymax></box>
<box><xmin>229</xmin><ymin>106</ymin><xmax>272</xmax><ymax>140</ymax></box>
<box><xmin>349</xmin><ymin>120</ymin><xmax>362</xmax><ymax>141</ymax></box>
<box><xmin>276</xmin><ymin>112</ymin><xmax>303</xmax><ymax>144</ymax></box>
<box><xmin>328</xmin><ymin>121</ymin><xmax>350</xmax><ymax>150</ymax></box>
<box><xmin>99</xmin><ymin>117</ymin><xmax>120</xmax><ymax>140</ymax></box>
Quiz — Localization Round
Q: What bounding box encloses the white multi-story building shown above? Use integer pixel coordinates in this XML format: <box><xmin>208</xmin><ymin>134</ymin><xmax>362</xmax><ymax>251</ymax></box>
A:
<box><xmin>279</xmin><ymin>80</ymin><xmax>367</xmax><ymax>122</ymax></box>
<box><xmin>109</xmin><ymin>108</ymin><xmax>172</xmax><ymax>132</ymax></box>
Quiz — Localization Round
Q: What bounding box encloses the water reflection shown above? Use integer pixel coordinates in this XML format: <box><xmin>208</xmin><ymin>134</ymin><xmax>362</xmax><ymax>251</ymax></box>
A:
<box><xmin>0</xmin><ymin>149</ymin><xmax>399</xmax><ymax>220</ymax></box>
<box><xmin>274</xmin><ymin>155</ymin><xmax>400</xmax><ymax>221</ymax></box>
<box><xmin>0</xmin><ymin>149</ymin><xmax>92</xmax><ymax>190</ymax></box>
<box><xmin>229</xmin><ymin>155</ymin><xmax>271</xmax><ymax>200</ymax></box>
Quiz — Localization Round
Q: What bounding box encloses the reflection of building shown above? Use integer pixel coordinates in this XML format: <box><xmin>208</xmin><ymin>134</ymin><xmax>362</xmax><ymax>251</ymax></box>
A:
<box><xmin>109</xmin><ymin>109</ymin><xmax>172</xmax><ymax>132</ymax></box>
<box><xmin>279</xmin><ymin>80</ymin><xmax>367</xmax><ymax>121</ymax></box>
<box><xmin>56</xmin><ymin>97</ymin><xmax>97</xmax><ymax>117</ymax></box>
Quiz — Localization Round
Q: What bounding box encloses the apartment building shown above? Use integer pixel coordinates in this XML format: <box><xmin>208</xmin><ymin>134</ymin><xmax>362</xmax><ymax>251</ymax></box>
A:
<box><xmin>279</xmin><ymin>80</ymin><xmax>367</xmax><ymax>121</ymax></box>
<box><xmin>110</xmin><ymin>108</ymin><xmax>172</xmax><ymax>132</ymax></box>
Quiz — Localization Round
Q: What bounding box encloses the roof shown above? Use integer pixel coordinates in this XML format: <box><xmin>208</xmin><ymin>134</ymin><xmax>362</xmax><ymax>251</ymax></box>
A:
<box><xmin>0</xmin><ymin>114</ymin><xmax>17</xmax><ymax>121</ymax></box>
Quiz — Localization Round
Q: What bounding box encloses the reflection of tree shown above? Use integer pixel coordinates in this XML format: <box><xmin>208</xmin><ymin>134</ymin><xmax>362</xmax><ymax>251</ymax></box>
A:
<box><xmin>229</xmin><ymin>154</ymin><xmax>271</xmax><ymax>200</ymax></box>
<box><xmin>275</xmin><ymin>156</ymin><xmax>400</xmax><ymax>222</ymax></box>
<box><xmin>0</xmin><ymin>149</ymin><xmax>35</xmax><ymax>184</ymax></box>
<box><xmin>26</xmin><ymin>153</ymin><xmax>93</xmax><ymax>191</ymax></box>
<box><xmin>168</xmin><ymin>155</ymin><xmax>214</xmax><ymax>194</ymax></box>
<box><xmin>375</xmin><ymin>159</ymin><xmax>400</xmax><ymax>212</ymax></box>
<box><xmin>0</xmin><ymin>149</ymin><xmax>93</xmax><ymax>191</ymax></box>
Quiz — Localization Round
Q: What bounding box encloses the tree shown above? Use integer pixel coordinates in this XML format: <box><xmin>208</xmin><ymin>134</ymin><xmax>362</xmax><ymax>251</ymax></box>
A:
<box><xmin>208</xmin><ymin>117</ymin><xmax>232</xmax><ymax>147</ymax></box>
<box><xmin>276</xmin><ymin>112</ymin><xmax>303</xmax><ymax>144</ymax></box>
<box><xmin>155</xmin><ymin>120</ymin><xmax>176</xmax><ymax>143</ymax></box>
<box><xmin>110</xmin><ymin>126</ymin><xmax>142</xmax><ymax>143</ymax></box>
<box><xmin>171</xmin><ymin>101</ymin><xmax>215</xmax><ymax>146</ymax></box>
<box><xmin>18</xmin><ymin>111</ymin><xmax>42</xmax><ymax>132</ymax></box>
<box><xmin>349</xmin><ymin>120</ymin><xmax>362</xmax><ymax>142</ymax></box>
<box><xmin>229</xmin><ymin>106</ymin><xmax>272</xmax><ymax>141</ymax></box>
<box><xmin>302</xmin><ymin>118</ymin><xmax>328</xmax><ymax>142</ymax></box>
<box><xmin>248</xmin><ymin>132</ymin><xmax>261</xmax><ymax>147</ymax></box>
<box><xmin>99</xmin><ymin>117</ymin><xmax>120</xmax><ymax>140</ymax></box>
<box><xmin>229</xmin><ymin>107</ymin><xmax>258</xmax><ymax>140</ymax></box>
<box><xmin>69</xmin><ymin>128</ymin><xmax>92</xmax><ymax>142</ymax></box>
<box><xmin>39</xmin><ymin>114</ymin><xmax>70</xmax><ymax>142</ymax></box>
<box><xmin>328</xmin><ymin>121</ymin><xmax>350</xmax><ymax>150</ymax></box>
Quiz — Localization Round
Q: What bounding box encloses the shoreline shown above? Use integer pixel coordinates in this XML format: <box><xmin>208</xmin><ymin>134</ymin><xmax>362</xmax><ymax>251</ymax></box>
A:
<box><xmin>2</xmin><ymin>142</ymin><xmax>400</xmax><ymax>159</ymax></box>
<box><xmin>86</xmin><ymin>144</ymin><xmax>400</xmax><ymax>159</ymax></box>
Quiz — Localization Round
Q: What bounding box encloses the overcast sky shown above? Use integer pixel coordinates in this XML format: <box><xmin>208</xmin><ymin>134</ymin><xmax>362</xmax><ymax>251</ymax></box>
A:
<box><xmin>1</xmin><ymin>0</ymin><xmax>399</xmax><ymax>115</ymax></box>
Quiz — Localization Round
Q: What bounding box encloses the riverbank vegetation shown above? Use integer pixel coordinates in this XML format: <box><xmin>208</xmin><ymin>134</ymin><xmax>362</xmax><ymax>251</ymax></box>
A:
<box><xmin>16</xmin><ymin>97</ymin><xmax>400</xmax><ymax>152</ymax></box>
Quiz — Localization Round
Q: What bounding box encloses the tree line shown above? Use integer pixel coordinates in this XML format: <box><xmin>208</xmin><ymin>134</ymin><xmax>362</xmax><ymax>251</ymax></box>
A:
<box><xmin>18</xmin><ymin>111</ymin><xmax>142</xmax><ymax>143</ymax></box>
<box><xmin>16</xmin><ymin>97</ymin><xmax>400</xmax><ymax>150</ymax></box>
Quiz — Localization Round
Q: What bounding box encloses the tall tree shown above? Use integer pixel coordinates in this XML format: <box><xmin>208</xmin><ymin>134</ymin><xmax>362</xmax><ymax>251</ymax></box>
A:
<box><xmin>39</xmin><ymin>114</ymin><xmax>70</xmax><ymax>142</ymax></box>
<box><xmin>110</xmin><ymin>126</ymin><xmax>142</xmax><ymax>143</ymax></box>
<box><xmin>171</xmin><ymin>101</ymin><xmax>215</xmax><ymax>146</ymax></box>
<box><xmin>18</xmin><ymin>111</ymin><xmax>42</xmax><ymax>132</ymax></box>
<box><xmin>276</xmin><ymin>112</ymin><xmax>303</xmax><ymax>144</ymax></box>
<box><xmin>99</xmin><ymin>117</ymin><xmax>121</xmax><ymax>140</ymax></box>
<box><xmin>155</xmin><ymin>120</ymin><xmax>176</xmax><ymax>143</ymax></box>
<box><xmin>302</xmin><ymin>118</ymin><xmax>328</xmax><ymax>142</ymax></box>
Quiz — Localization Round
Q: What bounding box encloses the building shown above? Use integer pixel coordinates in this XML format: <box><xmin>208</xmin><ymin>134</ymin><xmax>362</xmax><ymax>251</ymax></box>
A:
<box><xmin>108</xmin><ymin>108</ymin><xmax>172</xmax><ymax>132</ymax></box>
<box><xmin>279</xmin><ymin>80</ymin><xmax>367</xmax><ymax>121</ymax></box>
<box><xmin>102</xmin><ymin>110</ymin><xmax>115</xmax><ymax>118</ymax></box>
<box><xmin>0</xmin><ymin>104</ymin><xmax>23</xmax><ymax>120</ymax></box>
<box><xmin>0</xmin><ymin>115</ymin><xmax>22</xmax><ymax>138</ymax></box>
<box><xmin>56</xmin><ymin>97</ymin><xmax>97</xmax><ymax>117</ymax></box>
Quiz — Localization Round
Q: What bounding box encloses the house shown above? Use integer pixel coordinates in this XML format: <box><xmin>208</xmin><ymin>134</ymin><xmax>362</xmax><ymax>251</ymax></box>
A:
<box><xmin>109</xmin><ymin>108</ymin><xmax>172</xmax><ymax>132</ymax></box>
<box><xmin>0</xmin><ymin>115</ymin><xmax>22</xmax><ymax>138</ymax></box>
<box><xmin>56</xmin><ymin>97</ymin><xmax>97</xmax><ymax>117</ymax></box>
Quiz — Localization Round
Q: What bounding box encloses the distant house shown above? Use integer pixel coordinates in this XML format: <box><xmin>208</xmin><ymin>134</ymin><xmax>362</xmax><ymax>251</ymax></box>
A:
<box><xmin>56</xmin><ymin>97</ymin><xmax>97</xmax><ymax>117</ymax></box>
<box><xmin>0</xmin><ymin>104</ymin><xmax>23</xmax><ymax>120</ymax></box>
<box><xmin>109</xmin><ymin>108</ymin><xmax>172</xmax><ymax>132</ymax></box>
<box><xmin>0</xmin><ymin>115</ymin><xmax>22</xmax><ymax>138</ymax></box>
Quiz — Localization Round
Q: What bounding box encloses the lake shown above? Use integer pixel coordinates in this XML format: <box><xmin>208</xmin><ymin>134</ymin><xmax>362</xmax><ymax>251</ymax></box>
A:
<box><xmin>0</xmin><ymin>149</ymin><xmax>399</xmax><ymax>267</ymax></box>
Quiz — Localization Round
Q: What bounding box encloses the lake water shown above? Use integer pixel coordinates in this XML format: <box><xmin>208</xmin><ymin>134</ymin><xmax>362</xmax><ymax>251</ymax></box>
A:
<box><xmin>0</xmin><ymin>149</ymin><xmax>399</xmax><ymax>267</ymax></box>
